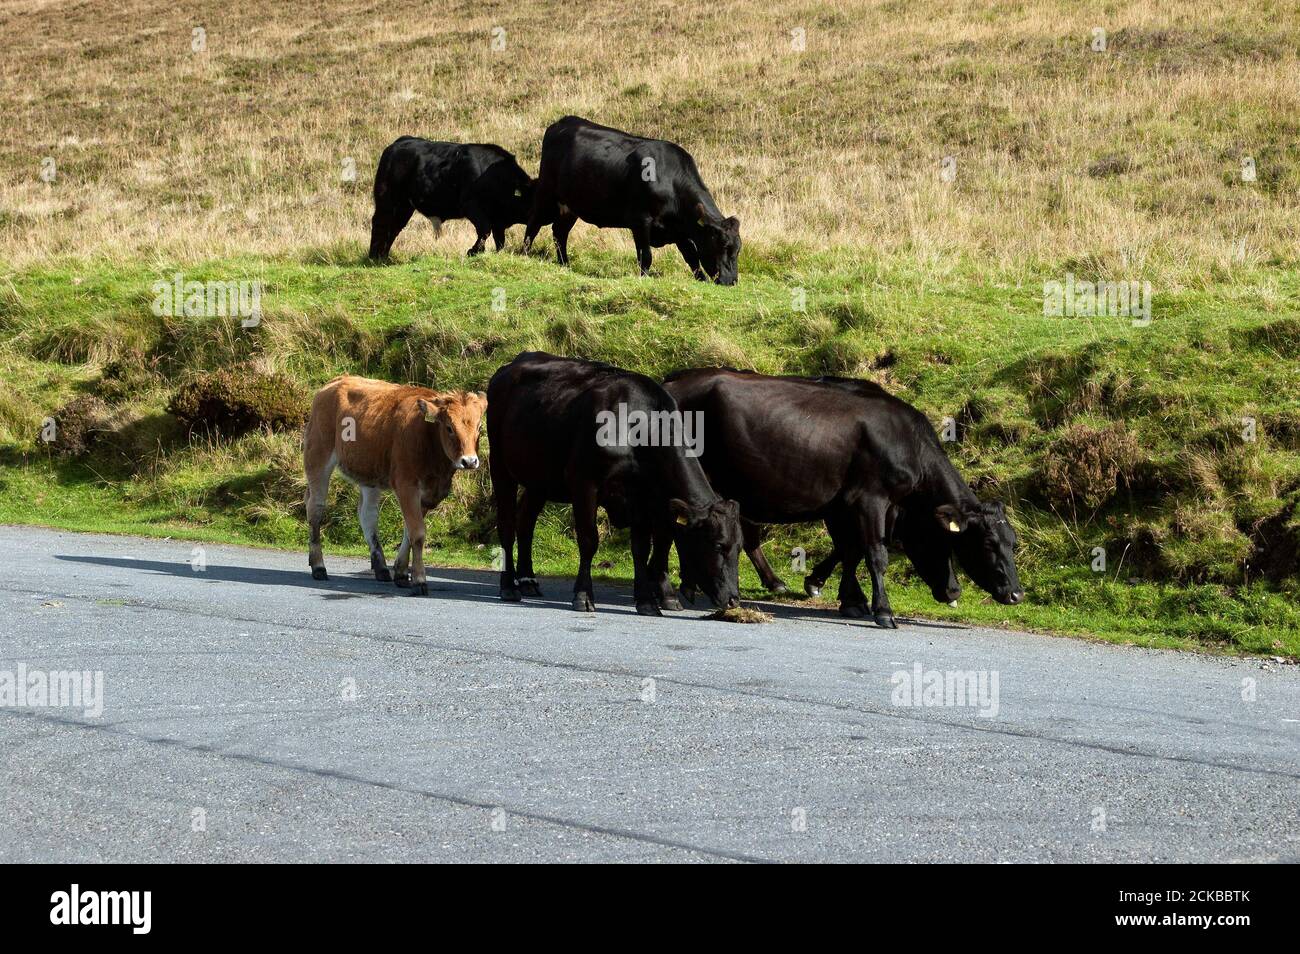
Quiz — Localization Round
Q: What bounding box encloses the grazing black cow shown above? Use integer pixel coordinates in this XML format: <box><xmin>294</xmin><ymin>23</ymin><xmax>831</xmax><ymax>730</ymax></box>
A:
<box><xmin>655</xmin><ymin>368</ymin><xmax>1023</xmax><ymax>628</ymax></box>
<box><xmin>521</xmin><ymin>116</ymin><xmax>741</xmax><ymax>283</ymax></box>
<box><xmin>728</xmin><ymin>375</ymin><xmax>961</xmax><ymax>606</ymax></box>
<box><xmin>369</xmin><ymin>137</ymin><xmax>535</xmax><ymax>259</ymax></box>
<box><xmin>487</xmin><ymin>351</ymin><xmax>742</xmax><ymax>615</ymax></box>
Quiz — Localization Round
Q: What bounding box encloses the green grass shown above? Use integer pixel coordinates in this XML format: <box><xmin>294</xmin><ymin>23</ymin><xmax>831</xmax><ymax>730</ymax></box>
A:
<box><xmin>2</xmin><ymin>242</ymin><xmax>1298</xmax><ymax>657</ymax></box>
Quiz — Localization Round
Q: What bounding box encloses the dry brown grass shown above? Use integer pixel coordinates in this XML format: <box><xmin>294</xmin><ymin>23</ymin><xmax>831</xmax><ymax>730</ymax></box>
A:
<box><xmin>1</xmin><ymin>0</ymin><xmax>1298</xmax><ymax>274</ymax></box>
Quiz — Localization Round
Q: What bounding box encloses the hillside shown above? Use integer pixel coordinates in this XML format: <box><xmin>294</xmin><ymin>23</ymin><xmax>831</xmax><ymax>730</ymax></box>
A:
<box><xmin>1</xmin><ymin>1</ymin><xmax>1298</xmax><ymax>655</ymax></box>
<box><xmin>2</xmin><ymin>0</ymin><xmax>1297</xmax><ymax>272</ymax></box>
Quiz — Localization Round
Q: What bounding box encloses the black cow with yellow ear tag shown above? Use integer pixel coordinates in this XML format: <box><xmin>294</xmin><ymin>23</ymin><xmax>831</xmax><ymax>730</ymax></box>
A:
<box><xmin>669</xmin><ymin>498</ymin><xmax>741</xmax><ymax>611</ymax></box>
<box><xmin>655</xmin><ymin>368</ymin><xmax>1025</xmax><ymax>629</ymax></box>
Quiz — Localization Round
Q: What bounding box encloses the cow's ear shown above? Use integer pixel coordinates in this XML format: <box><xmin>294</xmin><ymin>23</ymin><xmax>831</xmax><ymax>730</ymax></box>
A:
<box><xmin>474</xmin><ymin>390</ymin><xmax>488</xmax><ymax>407</ymax></box>
<box><xmin>723</xmin><ymin>215</ymin><xmax>740</xmax><ymax>233</ymax></box>
<box><xmin>694</xmin><ymin>201</ymin><xmax>714</xmax><ymax>228</ymax></box>
<box><xmin>934</xmin><ymin>504</ymin><xmax>969</xmax><ymax>534</ymax></box>
<box><xmin>417</xmin><ymin>398</ymin><xmax>440</xmax><ymax>423</ymax></box>
<box><xmin>669</xmin><ymin>498</ymin><xmax>693</xmax><ymax>527</ymax></box>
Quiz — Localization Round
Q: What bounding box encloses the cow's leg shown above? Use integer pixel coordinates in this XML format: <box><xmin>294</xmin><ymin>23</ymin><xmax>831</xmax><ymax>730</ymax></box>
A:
<box><xmin>552</xmin><ymin>213</ymin><xmax>578</xmax><ymax>266</ymax></box>
<box><xmin>514</xmin><ymin>487</ymin><xmax>545</xmax><ymax>598</ymax></box>
<box><xmin>804</xmin><ymin>548</ymin><xmax>840</xmax><ymax>598</ymax></box>
<box><xmin>492</xmin><ymin>225</ymin><xmax>506</xmax><ymax>251</ymax></box>
<box><xmin>522</xmin><ymin>193</ymin><xmax>557</xmax><ymax>255</ymax></box>
<box><xmin>466</xmin><ymin>212</ymin><xmax>490</xmax><ymax>256</ymax></box>
<box><xmin>357</xmin><ymin>485</ymin><xmax>391</xmax><ymax>582</ymax></box>
<box><xmin>676</xmin><ymin>239</ymin><xmax>705</xmax><ymax>280</ymax></box>
<box><xmin>648</xmin><ymin>522</ymin><xmax>682</xmax><ymax>610</ymax></box>
<box><xmin>393</xmin><ymin>527</ymin><xmax>411</xmax><ymax>586</ymax></box>
<box><xmin>741</xmin><ymin>518</ymin><xmax>788</xmax><ymax>594</ymax></box>
<box><xmin>854</xmin><ymin>501</ymin><xmax>896</xmax><ymax>629</ymax></box>
<box><xmin>571</xmin><ymin>483</ymin><xmax>600</xmax><ymax>612</ymax></box>
<box><xmin>395</xmin><ymin>483</ymin><xmax>428</xmax><ymax>596</ymax></box>
<box><xmin>826</xmin><ymin>513</ymin><xmax>869</xmax><ymax>619</ymax></box>
<box><xmin>369</xmin><ymin>200</ymin><xmax>415</xmax><ymax>260</ymax></box>
<box><xmin>630</xmin><ymin>521</ymin><xmax>662</xmax><ymax>616</ymax></box>
<box><xmin>493</xmin><ymin>466</ymin><xmax>521</xmax><ymax>602</ymax></box>
<box><xmin>630</xmin><ymin>223</ymin><xmax>653</xmax><ymax>276</ymax></box>
<box><xmin>305</xmin><ymin>451</ymin><xmax>336</xmax><ymax>581</ymax></box>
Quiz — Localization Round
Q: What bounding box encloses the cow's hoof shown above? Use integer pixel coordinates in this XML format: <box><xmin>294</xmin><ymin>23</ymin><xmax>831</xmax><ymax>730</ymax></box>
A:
<box><xmin>659</xmin><ymin>596</ymin><xmax>683</xmax><ymax>611</ymax></box>
<box><xmin>500</xmin><ymin>586</ymin><xmax>522</xmax><ymax>603</ymax></box>
<box><xmin>839</xmin><ymin>603</ymin><xmax>866</xmax><ymax>619</ymax></box>
<box><xmin>770</xmin><ymin>580</ymin><xmax>789</xmax><ymax>595</ymax></box>
<box><xmin>572</xmin><ymin>594</ymin><xmax>596</xmax><ymax>613</ymax></box>
<box><xmin>517</xmin><ymin>578</ymin><xmax>542</xmax><ymax>598</ymax></box>
<box><xmin>636</xmin><ymin>601</ymin><xmax>663</xmax><ymax>617</ymax></box>
<box><xmin>407</xmin><ymin>582</ymin><xmax>428</xmax><ymax>596</ymax></box>
<box><xmin>311</xmin><ymin>567</ymin><xmax>328</xmax><ymax>581</ymax></box>
<box><xmin>804</xmin><ymin>578</ymin><xmax>822</xmax><ymax>598</ymax></box>
<box><xmin>374</xmin><ymin>568</ymin><xmax>392</xmax><ymax>583</ymax></box>
<box><xmin>394</xmin><ymin>573</ymin><xmax>410</xmax><ymax>587</ymax></box>
<box><xmin>874</xmin><ymin>612</ymin><xmax>898</xmax><ymax>630</ymax></box>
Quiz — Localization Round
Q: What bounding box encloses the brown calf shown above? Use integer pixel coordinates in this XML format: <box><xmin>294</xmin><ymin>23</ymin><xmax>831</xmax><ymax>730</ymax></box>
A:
<box><xmin>303</xmin><ymin>375</ymin><xmax>487</xmax><ymax>594</ymax></box>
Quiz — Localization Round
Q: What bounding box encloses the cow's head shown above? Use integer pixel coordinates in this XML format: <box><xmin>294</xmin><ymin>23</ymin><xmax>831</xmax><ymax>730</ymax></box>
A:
<box><xmin>671</xmin><ymin>497</ymin><xmax>742</xmax><ymax>609</ymax></box>
<box><xmin>418</xmin><ymin>391</ymin><xmax>488</xmax><ymax>470</ymax></box>
<box><xmin>896</xmin><ymin>510</ymin><xmax>962</xmax><ymax>605</ymax></box>
<box><xmin>693</xmin><ymin>203</ymin><xmax>741</xmax><ymax>286</ymax></box>
<box><xmin>935</xmin><ymin>500</ymin><xmax>1024</xmax><ymax>605</ymax></box>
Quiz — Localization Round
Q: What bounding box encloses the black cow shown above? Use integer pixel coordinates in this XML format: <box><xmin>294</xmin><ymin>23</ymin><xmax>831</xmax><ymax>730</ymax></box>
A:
<box><xmin>487</xmin><ymin>351</ymin><xmax>742</xmax><ymax>615</ymax></box>
<box><xmin>654</xmin><ymin>368</ymin><xmax>1023</xmax><ymax>628</ymax></box>
<box><xmin>521</xmin><ymin>116</ymin><xmax>741</xmax><ymax>283</ymax></box>
<box><xmin>369</xmin><ymin>137</ymin><xmax>535</xmax><ymax>259</ymax></box>
<box><xmin>728</xmin><ymin>375</ymin><xmax>961</xmax><ymax>606</ymax></box>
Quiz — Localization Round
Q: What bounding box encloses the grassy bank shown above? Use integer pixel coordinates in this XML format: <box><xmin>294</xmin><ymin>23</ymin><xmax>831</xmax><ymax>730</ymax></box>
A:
<box><xmin>1</xmin><ymin>246</ymin><xmax>1297</xmax><ymax>656</ymax></box>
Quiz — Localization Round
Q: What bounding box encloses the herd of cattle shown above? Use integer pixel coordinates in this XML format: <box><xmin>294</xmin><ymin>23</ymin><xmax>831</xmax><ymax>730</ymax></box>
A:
<box><xmin>309</xmin><ymin>115</ymin><xmax>1023</xmax><ymax>625</ymax></box>
<box><xmin>304</xmin><ymin>354</ymin><xmax>1024</xmax><ymax>628</ymax></box>
<box><xmin>369</xmin><ymin>115</ymin><xmax>742</xmax><ymax>284</ymax></box>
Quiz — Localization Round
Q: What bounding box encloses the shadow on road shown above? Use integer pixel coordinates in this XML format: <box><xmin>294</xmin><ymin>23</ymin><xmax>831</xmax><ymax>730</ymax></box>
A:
<box><xmin>53</xmin><ymin>553</ymin><xmax>967</xmax><ymax>632</ymax></box>
<box><xmin>55</xmin><ymin>554</ymin><xmax>495</xmax><ymax>601</ymax></box>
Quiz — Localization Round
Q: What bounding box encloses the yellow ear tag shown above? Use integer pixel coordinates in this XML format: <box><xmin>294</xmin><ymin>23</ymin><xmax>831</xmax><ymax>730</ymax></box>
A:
<box><xmin>948</xmin><ymin>521</ymin><xmax>961</xmax><ymax>533</ymax></box>
<box><xmin>697</xmin><ymin>217</ymin><xmax>707</xmax><ymax>226</ymax></box>
<box><xmin>514</xmin><ymin>188</ymin><xmax>522</xmax><ymax>197</ymax></box>
<box><xmin>424</xmin><ymin>410</ymin><xmax>438</xmax><ymax>423</ymax></box>
<box><xmin>675</xmin><ymin>513</ymin><xmax>689</xmax><ymax>526</ymax></box>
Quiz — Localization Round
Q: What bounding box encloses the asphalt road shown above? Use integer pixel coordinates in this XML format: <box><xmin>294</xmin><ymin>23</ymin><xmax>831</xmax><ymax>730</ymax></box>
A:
<box><xmin>0</xmin><ymin>524</ymin><xmax>1296</xmax><ymax>863</ymax></box>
